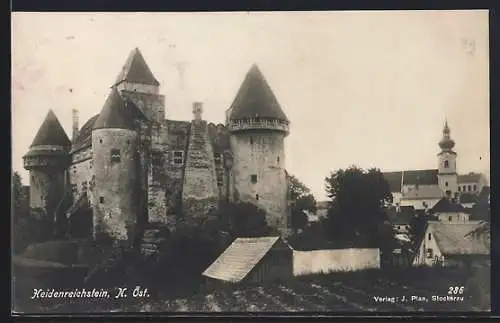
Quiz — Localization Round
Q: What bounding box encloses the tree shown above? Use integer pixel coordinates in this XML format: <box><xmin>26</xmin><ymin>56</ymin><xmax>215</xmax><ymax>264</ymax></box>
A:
<box><xmin>217</xmin><ymin>201</ymin><xmax>274</xmax><ymax>239</ymax></box>
<box><xmin>288</xmin><ymin>175</ymin><xmax>317</xmax><ymax>233</ymax></box>
<box><xmin>323</xmin><ymin>166</ymin><xmax>394</xmax><ymax>249</ymax></box>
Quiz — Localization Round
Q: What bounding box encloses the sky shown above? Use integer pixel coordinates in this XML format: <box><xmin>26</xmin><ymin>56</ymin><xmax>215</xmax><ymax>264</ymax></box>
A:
<box><xmin>11</xmin><ymin>11</ymin><xmax>490</xmax><ymax>200</ymax></box>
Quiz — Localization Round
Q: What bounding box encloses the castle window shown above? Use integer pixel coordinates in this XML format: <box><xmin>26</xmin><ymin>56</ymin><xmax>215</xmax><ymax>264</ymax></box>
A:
<box><xmin>428</xmin><ymin>233</ymin><xmax>431</xmax><ymax>241</ymax></box>
<box><xmin>71</xmin><ymin>184</ymin><xmax>77</xmax><ymax>195</ymax></box>
<box><xmin>250</xmin><ymin>137</ymin><xmax>254</xmax><ymax>145</ymax></box>
<box><xmin>468</xmin><ymin>185</ymin><xmax>471</xmax><ymax>192</ymax></box>
<box><xmin>444</xmin><ymin>160</ymin><xmax>449</xmax><ymax>168</ymax></box>
<box><xmin>448</xmin><ymin>216</ymin><xmax>452</xmax><ymax>222</ymax></box>
<box><xmin>110</xmin><ymin>149</ymin><xmax>121</xmax><ymax>163</ymax></box>
<box><xmin>89</xmin><ymin>160</ymin><xmax>93</xmax><ymax>169</ymax></box>
<box><xmin>99</xmin><ymin>139</ymin><xmax>103</xmax><ymax>144</ymax></box>
<box><xmin>256</xmin><ymin>194</ymin><xmax>259</xmax><ymax>200</ymax></box>
<box><xmin>473</xmin><ymin>185</ymin><xmax>477</xmax><ymax>191</ymax></box>
<box><xmin>277</xmin><ymin>156</ymin><xmax>280</xmax><ymax>164</ymax></box>
<box><xmin>458</xmin><ymin>186</ymin><xmax>461</xmax><ymax>192</ymax></box>
<box><xmin>251</xmin><ymin>174</ymin><xmax>258</xmax><ymax>184</ymax></box>
<box><xmin>99</xmin><ymin>196</ymin><xmax>104</xmax><ymax>204</ymax></box>
<box><xmin>445</xmin><ymin>181</ymin><xmax>448</xmax><ymax>187</ymax></box>
<box><xmin>216</xmin><ymin>173</ymin><xmax>224</xmax><ymax>187</ymax></box>
<box><xmin>173</xmin><ymin>151</ymin><xmax>184</xmax><ymax>165</ymax></box>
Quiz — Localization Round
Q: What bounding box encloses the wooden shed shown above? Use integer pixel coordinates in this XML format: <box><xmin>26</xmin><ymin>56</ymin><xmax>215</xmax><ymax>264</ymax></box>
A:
<box><xmin>202</xmin><ymin>236</ymin><xmax>293</xmax><ymax>286</ymax></box>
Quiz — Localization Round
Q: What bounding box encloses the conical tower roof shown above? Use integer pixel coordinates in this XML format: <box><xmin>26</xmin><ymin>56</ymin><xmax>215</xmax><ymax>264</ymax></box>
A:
<box><xmin>93</xmin><ymin>88</ymin><xmax>146</xmax><ymax>130</ymax></box>
<box><xmin>30</xmin><ymin>110</ymin><xmax>71</xmax><ymax>148</ymax></box>
<box><xmin>113</xmin><ymin>47</ymin><xmax>160</xmax><ymax>87</ymax></box>
<box><xmin>228</xmin><ymin>64</ymin><xmax>288</xmax><ymax>122</ymax></box>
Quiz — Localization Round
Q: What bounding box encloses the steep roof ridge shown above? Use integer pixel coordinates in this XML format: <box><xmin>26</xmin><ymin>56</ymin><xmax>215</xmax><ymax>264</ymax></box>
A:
<box><xmin>30</xmin><ymin>109</ymin><xmax>71</xmax><ymax>148</ymax></box>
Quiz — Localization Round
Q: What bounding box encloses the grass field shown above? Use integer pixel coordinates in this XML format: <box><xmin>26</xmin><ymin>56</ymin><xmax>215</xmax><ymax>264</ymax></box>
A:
<box><xmin>15</xmin><ymin>266</ymin><xmax>489</xmax><ymax>313</ymax></box>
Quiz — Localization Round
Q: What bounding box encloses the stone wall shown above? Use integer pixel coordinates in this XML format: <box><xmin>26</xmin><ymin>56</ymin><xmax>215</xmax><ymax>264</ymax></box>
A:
<box><xmin>182</xmin><ymin>120</ymin><xmax>219</xmax><ymax>219</ymax></box>
<box><xmin>229</xmin><ymin>131</ymin><xmax>288</xmax><ymax>234</ymax></box>
<box><xmin>29</xmin><ymin>168</ymin><xmax>66</xmax><ymax>220</ymax></box>
<box><xmin>69</xmin><ymin>148</ymin><xmax>94</xmax><ymax>203</ymax></box>
<box><xmin>91</xmin><ymin>129</ymin><xmax>139</xmax><ymax>242</ymax></box>
<box><xmin>120</xmin><ymin>89</ymin><xmax>165</xmax><ymax>123</ymax></box>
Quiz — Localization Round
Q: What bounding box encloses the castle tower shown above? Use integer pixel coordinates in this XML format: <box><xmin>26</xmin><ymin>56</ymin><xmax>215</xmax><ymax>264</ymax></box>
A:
<box><xmin>91</xmin><ymin>88</ymin><xmax>147</xmax><ymax>243</ymax></box>
<box><xmin>23</xmin><ymin>110</ymin><xmax>71</xmax><ymax>221</ymax></box>
<box><xmin>113</xmin><ymin>47</ymin><xmax>166</xmax><ymax>123</ymax></box>
<box><xmin>227</xmin><ymin>64</ymin><xmax>291</xmax><ymax>236</ymax></box>
<box><xmin>437</xmin><ymin>120</ymin><xmax>458</xmax><ymax>197</ymax></box>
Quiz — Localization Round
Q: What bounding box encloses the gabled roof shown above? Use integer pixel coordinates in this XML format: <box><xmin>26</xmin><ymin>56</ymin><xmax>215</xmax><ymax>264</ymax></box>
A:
<box><xmin>458</xmin><ymin>172</ymin><xmax>483</xmax><ymax>183</ymax></box>
<box><xmin>428</xmin><ymin>221</ymin><xmax>489</xmax><ymax>256</ymax></box>
<box><xmin>202</xmin><ymin>236</ymin><xmax>281</xmax><ymax>283</ymax></box>
<box><xmin>431</xmin><ymin>197</ymin><xmax>466</xmax><ymax>213</ymax></box>
<box><xmin>459</xmin><ymin>193</ymin><xmax>479</xmax><ymax>204</ymax></box>
<box><xmin>114</xmin><ymin>47</ymin><xmax>160</xmax><ymax>86</ymax></box>
<box><xmin>383</xmin><ymin>169</ymin><xmax>438</xmax><ymax>193</ymax></box>
<box><xmin>93</xmin><ymin>88</ymin><xmax>146</xmax><ymax>130</ymax></box>
<box><xmin>403</xmin><ymin>185</ymin><xmax>443</xmax><ymax>200</ymax></box>
<box><xmin>30</xmin><ymin>110</ymin><xmax>71</xmax><ymax>148</ymax></box>
<box><xmin>228</xmin><ymin>64</ymin><xmax>288</xmax><ymax>122</ymax></box>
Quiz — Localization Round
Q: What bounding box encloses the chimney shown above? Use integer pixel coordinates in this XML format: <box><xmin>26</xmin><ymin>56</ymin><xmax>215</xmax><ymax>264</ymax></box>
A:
<box><xmin>193</xmin><ymin>102</ymin><xmax>203</xmax><ymax>121</ymax></box>
<box><xmin>72</xmin><ymin>109</ymin><xmax>79</xmax><ymax>141</ymax></box>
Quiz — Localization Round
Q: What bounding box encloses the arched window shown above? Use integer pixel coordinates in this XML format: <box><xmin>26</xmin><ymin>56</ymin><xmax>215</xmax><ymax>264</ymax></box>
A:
<box><xmin>468</xmin><ymin>185</ymin><xmax>471</xmax><ymax>192</ymax></box>
<box><xmin>444</xmin><ymin>160</ymin><xmax>449</xmax><ymax>168</ymax></box>
<box><xmin>445</xmin><ymin>181</ymin><xmax>448</xmax><ymax>187</ymax></box>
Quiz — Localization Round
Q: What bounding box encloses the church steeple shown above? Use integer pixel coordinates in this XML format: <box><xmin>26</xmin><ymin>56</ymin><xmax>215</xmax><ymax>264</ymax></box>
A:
<box><xmin>439</xmin><ymin>119</ymin><xmax>455</xmax><ymax>152</ymax></box>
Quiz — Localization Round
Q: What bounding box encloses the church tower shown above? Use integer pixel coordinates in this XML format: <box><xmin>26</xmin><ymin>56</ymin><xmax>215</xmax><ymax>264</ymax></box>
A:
<box><xmin>113</xmin><ymin>47</ymin><xmax>166</xmax><ymax>123</ymax></box>
<box><xmin>227</xmin><ymin>64</ymin><xmax>291</xmax><ymax>236</ymax></box>
<box><xmin>91</xmin><ymin>88</ymin><xmax>147</xmax><ymax>243</ymax></box>
<box><xmin>23</xmin><ymin>110</ymin><xmax>71</xmax><ymax>221</ymax></box>
<box><xmin>437</xmin><ymin>120</ymin><xmax>458</xmax><ymax>197</ymax></box>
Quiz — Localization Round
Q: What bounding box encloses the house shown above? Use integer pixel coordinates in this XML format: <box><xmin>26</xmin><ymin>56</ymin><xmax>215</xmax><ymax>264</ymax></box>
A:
<box><xmin>412</xmin><ymin>221</ymin><xmax>489</xmax><ymax>268</ymax></box>
<box><xmin>431</xmin><ymin>197</ymin><xmax>471</xmax><ymax>223</ymax></box>
<box><xmin>202</xmin><ymin>236</ymin><xmax>293</xmax><ymax>286</ymax></box>
<box><xmin>458</xmin><ymin>193</ymin><xmax>479</xmax><ymax>209</ymax></box>
<box><xmin>388</xmin><ymin>206</ymin><xmax>415</xmax><ymax>233</ymax></box>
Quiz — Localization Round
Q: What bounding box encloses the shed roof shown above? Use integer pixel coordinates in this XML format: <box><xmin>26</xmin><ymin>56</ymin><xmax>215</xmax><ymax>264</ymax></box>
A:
<box><xmin>202</xmin><ymin>236</ymin><xmax>281</xmax><ymax>283</ymax></box>
<box><xmin>428</xmin><ymin>221</ymin><xmax>489</xmax><ymax>256</ymax></box>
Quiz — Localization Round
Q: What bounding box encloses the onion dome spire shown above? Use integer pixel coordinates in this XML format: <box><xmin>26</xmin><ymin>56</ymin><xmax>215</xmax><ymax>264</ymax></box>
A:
<box><xmin>439</xmin><ymin>119</ymin><xmax>455</xmax><ymax>151</ymax></box>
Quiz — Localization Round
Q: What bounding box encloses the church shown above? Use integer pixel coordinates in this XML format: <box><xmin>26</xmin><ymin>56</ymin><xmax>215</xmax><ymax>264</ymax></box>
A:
<box><xmin>383</xmin><ymin>122</ymin><xmax>488</xmax><ymax>211</ymax></box>
<box><xmin>23</xmin><ymin>48</ymin><xmax>292</xmax><ymax>242</ymax></box>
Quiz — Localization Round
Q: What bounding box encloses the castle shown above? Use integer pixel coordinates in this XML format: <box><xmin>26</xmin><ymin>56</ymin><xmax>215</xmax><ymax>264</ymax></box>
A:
<box><xmin>23</xmin><ymin>48</ymin><xmax>292</xmax><ymax>241</ymax></box>
<box><xmin>383</xmin><ymin>121</ymin><xmax>488</xmax><ymax>211</ymax></box>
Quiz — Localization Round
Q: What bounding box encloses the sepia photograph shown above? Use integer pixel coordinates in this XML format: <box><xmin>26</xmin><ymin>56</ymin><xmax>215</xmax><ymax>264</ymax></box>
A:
<box><xmin>11</xmin><ymin>10</ymin><xmax>491</xmax><ymax>314</ymax></box>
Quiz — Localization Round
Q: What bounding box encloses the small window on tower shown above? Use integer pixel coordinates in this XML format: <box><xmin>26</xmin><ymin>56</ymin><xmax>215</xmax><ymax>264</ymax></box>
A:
<box><xmin>428</xmin><ymin>233</ymin><xmax>432</xmax><ymax>241</ymax></box>
<box><xmin>277</xmin><ymin>156</ymin><xmax>280</xmax><ymax>164</ymax></box>
<box><xmin>250</xmin><ymin>137</ymin><xmax>254</xmax><ymax>145</ymax></box>
<box><xmin>256</xmin><ymin>194</ymin><xmax>259</xmax><ymax>200</ymax></box>
<box><xmin>458</xmin><ymin>186</ymin><xmax>461</xmax><ymax>192</ymax></box>
<box><xmin>71</xmin><ymin>184</ymin><xmax>77</xmax><ymax>195</ymax></box>
<box><xmin>89</xmin><ymin>160</ymin><xmax>93</xmax><ymax>169</ymax></box>
<box><xmin>173</xmin><ymin>151</ymin><xmax>184</xmax><ymax>165</ymax></box>
<box><xmin>445</xmin><ymin>181</ymin><xmax>448</xmax><ymax>187</ymax></box>
<box><xmin>473</xmin><ymin>185</ymin><xmax>477</xmax><ymax>191</ymax></box>
<box><xmin>99</xmin><ymin>139</ymin><xmax>103</xmax><ymax>144</ymax></box>
<box><xmin>444</xmin><ymin>160</ymin><xmax>449</xmax><ymax>168</ymax></box>
<box><xmin>99</xmin><ymin>196</ymin><xmax>104</xmax><ymax>204</ymax></box>
<box><xmin>251</xmin><ymin>174</ymin><xmax>258</xmax><ymax>184</ymax></box>
<box><xmin>110</xmin><ymin>149</ymin><xmax>121</xmax><ymax>162</ymax></box>
<box><xmin>448</xmin><ymin>216</ymin><xmax>452</xmax><ymax>222</ymax></box>
<box><xmin>468</xmin><ymin>185</ymin><xmax>471</xmax><ymax>192</ymax></box>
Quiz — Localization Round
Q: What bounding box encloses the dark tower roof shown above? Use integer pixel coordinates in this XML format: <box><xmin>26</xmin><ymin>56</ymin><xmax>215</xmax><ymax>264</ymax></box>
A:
<box><xmin>93</xmin><ymin>88</ymin><xmax>146</xmax><ymax>130</ymax></box>
<box><xmin>228</xmin><ymin>64</ymin><xmax>288</xmax><ymax>122</ymax></box>
<box><xmin>30</xmin><ymin>110</ymin><xmax>71</xmax><ymax>148</ymax></box>
<box><xmin>113</xmin><ymin>47</ymin><xmax>160</xmax><ymax>87</ymax></box>
<box><xmin>439</xmin><ymin>119</ymin><xmax>455</xmax><ymax>151</ymax></box>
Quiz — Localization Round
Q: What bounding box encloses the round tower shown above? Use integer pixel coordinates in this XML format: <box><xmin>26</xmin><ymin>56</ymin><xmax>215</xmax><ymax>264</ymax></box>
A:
<box><xmin>23</xmin><ymin>110</ymin><xmax>71</xmax><ymax>220</ymax></box>
<box><xmin>227</xmin><ymin>64</ymin><xmax>290</xmax><ymax>236</ymax></box>
<box><xmin>437</xmin><ymin>120</ymin><xmax>458</xmax><ymax>197</ymax></box>
<box><xmin>91</xmin><ymin>88</ymin><xmax>145</xmax><ymax>243</ymax></box>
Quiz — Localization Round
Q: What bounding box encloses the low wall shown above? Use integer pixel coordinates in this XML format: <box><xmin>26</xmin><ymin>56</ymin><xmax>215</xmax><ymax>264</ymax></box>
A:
<box><xmin>292</xmin><ymin>248</ymin><xmax>380</xmax><ymax>276</ymax></box>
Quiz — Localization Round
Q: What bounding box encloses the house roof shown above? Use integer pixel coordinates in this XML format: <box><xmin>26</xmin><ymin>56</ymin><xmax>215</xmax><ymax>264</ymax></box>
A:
<box><xmin>228</xmin><ymin>64</ymin><xmax>288</xmax><ymax>122</ymax></box>
<box><xmin>428</xmin><ymin>221</ymin><xmax>489</xmax><ymax>256</ymax></box>
<box><xmin>30</xmin><ymin>110</ymin><xmax>71</xmax><ymax>148</ymax></box>
<box><xmin>383</xmin><ymin>169</ymin><xmax>439</xmax><ymax>193</ymax></box>
<box><xmin>458</xmin><ymin>172</ymin><xmax>482</xmax><ymax>183</ymax></box>
<box><xmin>388</xmin><ymin>208</ymin><xmax>414</xmax><ymax>225</ymax></box>
<box><xmin>431</xmin><ymin>197</ymin><xmax>467</xmax><ymax>213</ymax></box>
<box><xmin>114</xmin><ymin>47</ymin><xmax>160</xmax><ymax>86</ymax></box>
<box><xmin>71</xmin><ymin>114</ymin><xmax>99</xmax><ymax>153</ymax></box>
<box><xmin>202</xmin><ymin>236</ymin><xmax>281</xmax><ymax>283</ymax></box>
<box><xmin>93</xmin><ymin>88</ymin><xmax>146</xmax><ymax>130</ymax></box>
<box><xmin>459</xmin><ymin>193</ymin><xmax>479</xmax><ymax>204</ymax></box>
<box><xmin>403</xmin><ymin>185</ymin><xmax>444</xmax><ymax>200</ymax></box>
